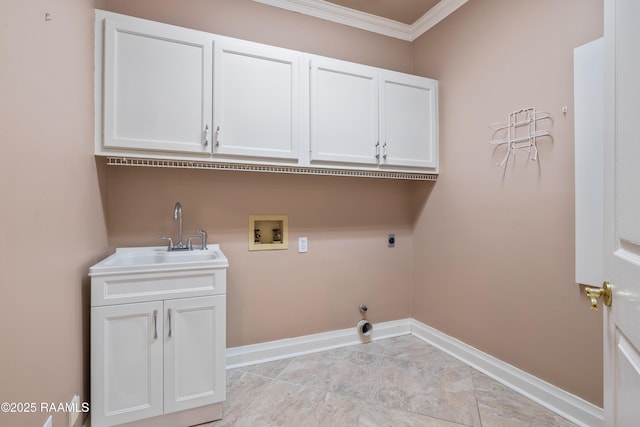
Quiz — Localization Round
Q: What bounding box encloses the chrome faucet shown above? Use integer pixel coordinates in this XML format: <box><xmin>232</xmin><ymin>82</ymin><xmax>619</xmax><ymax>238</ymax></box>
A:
<box><xmin>173</xmin><ymin>202</ymin><xmax>186</xmax><ymax>249</ymax></box>
<box><xmin>161</xmin><ymin>202</ymin><xmax>208</xmax><ymax>251</ymax></box>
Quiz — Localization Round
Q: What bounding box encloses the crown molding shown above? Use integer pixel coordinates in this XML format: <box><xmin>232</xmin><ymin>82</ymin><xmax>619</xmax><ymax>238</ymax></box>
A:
<box><xmin>410</xmin><ymin>0</ymin><xmax>469</xmax><ymax>40</ymax></box>
<box><xmin>253</xmin><ymin>0</ymin><xmax>468</xmax><ymax>41</ymax></box>
<box><xmin>254</xmin><ymin>0</ymin><xmax>412</xmax><ymax>40</ymax></box>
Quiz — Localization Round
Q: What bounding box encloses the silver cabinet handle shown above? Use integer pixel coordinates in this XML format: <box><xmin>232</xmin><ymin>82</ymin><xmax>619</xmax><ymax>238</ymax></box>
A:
<box><xmin>168</xmin><ymin>308</ymin><xmax>173</xmax><ymax>338</ymax></box>
<box><xmin>383</xmin><ymin>142</ymin><xmax>388</xmax><ymax>159</ymax></box>
<box><xmin>375</xmin><ymin>142</ymin><xmax>380</xmax><ymax>159</ymax></box>
<box><xmin>203</xmin><ymin>124</ymin><xmax>209</xmax><ymax>147</ymax></box>
<box><xmin>153</xmin><ymin>309</ymin><xmax>158</xmax><ymax>339</ymax></box>
<box><xmin>215</xmin><ymin>126</ymin><xmax>221</xmax><ymax>147</ymax></box>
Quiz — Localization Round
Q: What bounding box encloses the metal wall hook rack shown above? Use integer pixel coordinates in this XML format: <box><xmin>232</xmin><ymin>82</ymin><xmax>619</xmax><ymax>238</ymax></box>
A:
<box><xmin>488</xmin><ymin>107</ymin><xmax>551</xmax><ymax>166</ymax></box>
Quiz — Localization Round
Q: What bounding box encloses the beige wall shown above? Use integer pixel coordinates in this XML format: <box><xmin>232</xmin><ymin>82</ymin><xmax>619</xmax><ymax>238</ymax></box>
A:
<box><xmin>0</xmin><ymin>1</ymin><xmax>605</xmax><ymax>426</ymax></box>
<box><xmin>102</xmin><ymin>0</ymin><xmax>606</xmax><ymax>408</ymax></box>
<box><xmin>101</xmin><ymin>0</ymin><xmax>419</xmax><ymax>348</ymax></box>
<box><xmin>411</xmin><ymin>0</ymin><xmax>604</xmax><ymax>406</ymax></box>
<box><xmin>0</xmin><ymin>1</ymin><xmax>109</xmax><ymax>426</ymax></box>
<box><xmin>105</xmin><ymin>167</ymin><xmax>415</xmax><ymax>346</ymax></box>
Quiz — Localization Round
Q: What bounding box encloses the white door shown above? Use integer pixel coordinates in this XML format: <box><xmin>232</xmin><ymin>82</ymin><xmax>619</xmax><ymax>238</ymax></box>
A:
<box><xmin>603</xmin><ymin>0</ymin><xmax>640</xmax><ymax>425</ymax></box>
<box><xmin>310</xmin><ymin>57</ymin><xmax>379</xmax><ymax>165</ymax></box>
<box><xmin>91</xmin><ymin>301</ymin><xmax>163</xmax><ymax>427</ymax></box>
<box><xmin>379</xmin><ymin>70</ymin><xmax>438</xmax><ymax>170</ymax></box>
<box><xmin>101</xmin><ymin>14</ymin><xmax>213</xmax><ymax>154</ymax></box>
<box><xmin>214</xmin><ymin>39</ymin><xmax>301</xmax><ymax>161</ymax></box>
<box><xmin>164</xmin><ymin>296</ymin><xmax>226</xmax><ymax>414</ymax></box>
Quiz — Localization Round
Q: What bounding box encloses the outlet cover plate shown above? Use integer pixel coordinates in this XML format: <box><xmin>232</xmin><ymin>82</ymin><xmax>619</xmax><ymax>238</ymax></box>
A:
<box><xmin>388</xmin><ymin>233</ymin><xmax>396</xmax><ymax>248</ymax></box>
<box><xmin>298</xmin><ymin>236</ymin><xmax>308</xmax><ymax>253</ymax></box>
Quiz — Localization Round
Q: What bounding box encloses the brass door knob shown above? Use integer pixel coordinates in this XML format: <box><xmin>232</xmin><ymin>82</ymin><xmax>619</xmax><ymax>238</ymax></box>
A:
<box><xmin>583</xmin><ymin>281</ymin><xmax>612</xmax><ymax>311</ymax></box>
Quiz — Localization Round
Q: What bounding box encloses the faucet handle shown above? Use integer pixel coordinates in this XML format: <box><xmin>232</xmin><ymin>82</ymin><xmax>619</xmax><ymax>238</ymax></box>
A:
<box><xmin>197</xmin><ymin>229</ymin><xmax>208</xmax><ymax>250</ymax></box>
<box><xmin>186</xmin><ymin>235</ymin><xmax>200</xmax><ymax>251</ymax></box>
<box><xmin>160</xmin><ymin>236</ymin><xmax>174</xmax><ymax>251</ymax></box>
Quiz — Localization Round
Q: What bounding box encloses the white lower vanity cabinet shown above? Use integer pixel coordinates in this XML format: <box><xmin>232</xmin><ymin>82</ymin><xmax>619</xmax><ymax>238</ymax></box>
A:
<box><xmin>90</xmin><ymin>247</ymin><xmax>228</xmax><ymax>427</ymax></box>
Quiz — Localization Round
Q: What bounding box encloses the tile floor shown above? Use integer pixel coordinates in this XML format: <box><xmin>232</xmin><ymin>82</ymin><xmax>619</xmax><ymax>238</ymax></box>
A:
<box><xmin>200</xmin><ymin>335</ymin><xmax>576</xmax><ymax>427</ymax></box>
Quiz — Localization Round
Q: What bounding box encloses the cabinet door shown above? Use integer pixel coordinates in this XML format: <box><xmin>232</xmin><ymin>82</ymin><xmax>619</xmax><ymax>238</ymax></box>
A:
<box><xmin>310</xmin><ymin>58</ymin><xmax>379</xmax><ymax>165</ymax></box>
<box><xmin>91</xmin><ymin>301</ymin><xmax>164</xmax><ymax>427</ymax></box>
<box><xmin>102</xmin><ymin>15</ymin><xmax>213</xmax><ymax>154</ymax></box>
<box><xmin>379</xmin><ymin>70</ymin><xmax>438</xmax><ymax>169</ymax></box>
<box><xmin>214</xmin><ymin>39</ymin><xmax>301</xmax><ymax>160</ymax></box>
<box><xmin>164</xmin><ymin>295</ymin><xmax>226</xmax><ymax>414</ymax></box>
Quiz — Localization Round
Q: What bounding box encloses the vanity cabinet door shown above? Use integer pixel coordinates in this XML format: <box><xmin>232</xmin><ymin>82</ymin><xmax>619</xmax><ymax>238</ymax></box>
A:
<box><xmin>213</xmin><ymin>39</ymin><xmax>302</xmax><ymax>161</ymax></box>
<box><xmin>91</xmin><ymin>301</ymin><xmax>164</xmax><ymax>427</ymax></box>
<box><xmin>164</xmin><ymin>295</ymin><xmax>226</xmax><ymax>414</ymax></box>
<box><xmin>100</xmin><ymin>14</ymin><xmax>213</xmax><ymax>154</ymax></box>
<box><xmin>379</xmin><ymin>70</ymin><xmax>438</xmax><ymax>170</ymax></box>
<box><xmin>310</xmin><ymin>57</ymin><xmax>379</xmax><ymax>165</ymax></box>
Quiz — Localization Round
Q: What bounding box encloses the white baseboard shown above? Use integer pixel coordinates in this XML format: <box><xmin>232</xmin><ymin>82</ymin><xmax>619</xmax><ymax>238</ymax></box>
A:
<box><xmin>409</xmin><ymin>319</ymin><xmax>603</xmax><ymax>427</ymax></box>
<box><xmin>226</xmin><ymin>318</ymin><xmax>411</xmax><ymax>368</ymax></box>
<box><xmin>225</xmin><ymin>318</ymin><xmax>603</xmax><ymax>427</ymax></box>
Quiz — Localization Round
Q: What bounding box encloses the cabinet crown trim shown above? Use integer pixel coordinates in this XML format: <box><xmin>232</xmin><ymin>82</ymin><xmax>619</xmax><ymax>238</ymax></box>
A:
<box><xmin>106</xmin><ymin>157</ymin><xmax>438</xmax><ymax>181</ymax></box>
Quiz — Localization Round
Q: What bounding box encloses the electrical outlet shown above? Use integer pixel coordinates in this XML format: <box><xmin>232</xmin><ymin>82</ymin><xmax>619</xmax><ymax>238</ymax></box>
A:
<box><xmin>298</xmin><ymin>236</ymin><xmax>308</xmax><ymax>253</ymax></box>
<box><xmin>388</xmin><ymin>233</ymin><xmax>396</xmax><ymax>248</ymax></box>
<box><xmin>69</xmin><ymin>395</ymin><xmax>80</xmax><ymax>427</ymax></box>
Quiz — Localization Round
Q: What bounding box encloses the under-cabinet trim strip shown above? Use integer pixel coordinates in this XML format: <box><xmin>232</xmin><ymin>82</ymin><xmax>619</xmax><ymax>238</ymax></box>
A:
<box><xmin>105</xmin><ymin>157</ymin><xmax>438</xmax><ymax>181</ymax></box>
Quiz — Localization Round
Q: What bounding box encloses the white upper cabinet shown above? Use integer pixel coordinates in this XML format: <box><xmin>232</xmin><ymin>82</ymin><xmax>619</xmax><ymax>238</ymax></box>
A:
<box><xmin>95</xmin><ymin>11</ymin><xmax>439</xmax><ymax>177</ymax></box>
<box><xmin>310</xmin><ymin>57</ymin><xmax>379</xmax><ymax>165</ymax></box>
<box><xmin>310</xmin><ymin>58</ymin><xmax>438</xmax><ymax>171</ymax></box>
<box><xmin>99</xmin><ymin>13</ymin><xmax>214</xmax><ymax>155</ymax></box>
<box><xmin>379</xmin><ymin>70</ymin><xmax>438</xmax><ymax>169</ymax></box>
<box><xmin>213</xmin><ymin>39</ymin><xmax>302</xmax><ymax>161</ymax></box>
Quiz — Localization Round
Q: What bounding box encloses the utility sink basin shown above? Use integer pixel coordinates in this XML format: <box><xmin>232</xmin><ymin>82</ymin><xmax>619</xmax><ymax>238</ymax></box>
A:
<box><xmin>89</xmin><ymin>245</ymin><xmax>229</xmax><ymax>275</ymax></box>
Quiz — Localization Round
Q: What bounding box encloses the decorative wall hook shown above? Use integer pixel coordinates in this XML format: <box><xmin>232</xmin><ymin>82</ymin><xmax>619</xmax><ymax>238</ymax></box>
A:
<box><xmin>488</xmin><ymin>107</ymin><xmax>551</xmax><ymax>167</ymax></box>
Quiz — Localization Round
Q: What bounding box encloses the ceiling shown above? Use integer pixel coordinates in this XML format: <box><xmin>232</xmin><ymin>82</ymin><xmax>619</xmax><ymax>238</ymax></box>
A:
<box><xmin>325</xmin><ymin>0</ymin><xmax>441</xmax><ymax>25</ymax></box>
<box><xmin>253</xmin><ymin>0</ymin><xmax>468</xmax><ymax>41</ymax></box>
